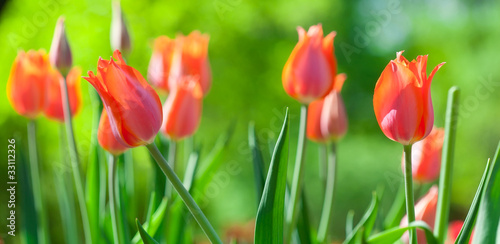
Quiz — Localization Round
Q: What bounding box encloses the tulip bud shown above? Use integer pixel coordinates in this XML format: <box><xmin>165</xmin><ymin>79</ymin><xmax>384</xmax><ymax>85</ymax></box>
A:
<box><xmin>148</xmin><ymin>36</ymin><xmax>176</xmax><ymax>93</ymax></box>
<box><xmin>401</xmin><ymin>127</ymin><xmax>444</xmax><ymax>183</ymax></box>
<box><xmin>7</xmin><ymin>50</ymin><xmax>51</xmax><ymax>119</ymax></box>
<box><xmin>49</xmin><ymin>17</ymin><xmax>72</xmax><ymax>76</ymax></box>
<box><xmin>445</xmin><ymin>221</ymin><xmax>473</xmax><ymax>244</ymax></box>
<box><xmin>374</xmin><ymin>51</ymin><xmax>444</xmax><ymax>145</ymax></box>
<box><xmin>401</xmin><ymin>185</ymin><xmax>438</xmax><ymax>244</ymax></box>
<box><xmin>98</xmin><ymin>109</ymin><xmax>128</xmax><ymax>155</ymax></box>
<box><xmin>160</xmin><ymin>76</ymin><xmax>203</xmax><ymax>140</ymax></box>
<box><xmin>110</xmin><ymin>0</ymin><xmax>131</xmax><ymax>55</ymax></box>
<box><xmin>44</xmin><ymin>67</ymin><xmax>82</xmax><ymax>122</ymax></box>
<box><xmin>282</xmin><ymin>24</ymin><xmax>337</xmax><ymax>104</ymax></box>
<box><xmin>307</xmin><ymin>73</ymin><xmax>348</xmax><ymax>142</ymax></box>
<box><xmin>84</xmin><ymin>50</ymin><xmax>163</xmax><ymax>147</ymax></box>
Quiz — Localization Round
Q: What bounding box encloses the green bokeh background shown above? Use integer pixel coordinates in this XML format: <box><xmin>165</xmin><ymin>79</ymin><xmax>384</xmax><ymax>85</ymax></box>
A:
<box><xmin>1</xmin><ymin>0</ymin><xmax>499</xmax><ymax>242</ymax></box>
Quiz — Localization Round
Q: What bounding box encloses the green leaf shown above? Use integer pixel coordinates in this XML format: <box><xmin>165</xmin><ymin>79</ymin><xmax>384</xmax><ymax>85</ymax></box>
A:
<box><xmin>296</xmin><ymin>190</ymin><xmax>313</xmax><ymax>244</ymax></box>
<box><xmin>455</xmin><ymin>159</ymin><xmax>491</xmax><ymax>244</ymax></box>
<box><xmin>136</xmin><ymin>219</ymin><xmax>159</xmax><ymax>244</ymax></box>
<box><xmin>132</xmin><ymin>198</ymin><xmax>168</xmax><ymax>244</ymax></box>
<box><xmin>254</xmin><ymin>108</ymin><xmax>290</xmax><ymax>243</ymax></box>
<box><xmin>471</xmin><ymin>141</ymin><xmax>500</xmax><ymax>244</ymax></box>
<box><xmin>384</xmin><ymin>184</ymin><xmax>406</xmax><ymax>230</ymax></box>
<box><xmin>343</xmin><ymin>192</ymin><xmax>379</xmax><ymax>244</ymax></box>
<box><xmin>346</xmin><ymin>210</ymin><xmax>355</xmax><ymax>237</ymax></box>
<box><xmin>248</xmin><ymin>122</ymin><xmax>266</xmax><ymax>203</ymax></box>
<box><xmin>367</xmin><ymin>221</ymin><xmax>438</xmax><ymax>244</ymax></box>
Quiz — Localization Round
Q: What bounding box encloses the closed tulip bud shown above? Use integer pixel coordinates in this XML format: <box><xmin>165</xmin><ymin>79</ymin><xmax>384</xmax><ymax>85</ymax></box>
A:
<box><xmin>7</xmin><ymin>50</ymin><xmax>50</xmax><ymax>119</ymax></box>
<box><xmin>282</xmin><ymin>24</ymin><xmax>337</xmax><ymax>104</ymax></box>
<box><xmin>160</xmin><ymin>76</ymin><xmax>203</xmax><ymax>140</ymax></box>
<box><xmin>374</xmin><ymin>51</ymin><xmax>444</xmax><ymax>145</ymax></box>
<box><xmin>110</xmin><ymin>0</ymin><xmax>131</xmax><ymax>54</ymax></box>
<box><xmin>84</xmin><ymin>50</ymin><xmax>162</xmax><ymax>147</ymax></box>
<box><xmin>307</xmin><ymin>73</ymin><xmax>348</xmax><ymax>142</ymax></box>
<box><xmin>98</xmin><ymin>109</ymin><xmax>128</xmax><ymax>155</ymax></box>
<box><xmin>148</xmin><ymin>36</ymin><xmax>176</xmax><ymax>93</ymax></box>
<box><xmin>401</xmin><ymin>127</ymin><xmax>444</xmax><ymax>183</ymax></box>
<box><xmin>49</xmin><ymin>17</ymin><xmax>72</xmax><ymax>75</ymax></box>
<box><xmin>173</xmin><ymin>31</ymin><xmax>211</xmax><ymax>95</ymax></box>
<box><xmin>401</xmin><ymin>185</ymin><xmax>438</xmax><ymax>244</ymax></box>
<box><xmin>44</xmin><ymin>67</ymin><xmax>82</xmax><ymax>122</ymax></box>
<box><xmin>445</xmin><ymin>221</ymin><xmax>473</xmax><ymax>244</ymax></box>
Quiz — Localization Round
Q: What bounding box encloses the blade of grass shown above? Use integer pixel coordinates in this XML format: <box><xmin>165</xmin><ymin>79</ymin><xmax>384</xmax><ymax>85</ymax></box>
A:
<box><xmin>346</xmin><ymin>210</ymin><xmax>355</xmax><ymax>236</ymax></box>
<box><xmin>383</xmin><ymin>183</ymin><xmax>406</xmax><ymax>230</ymax></box>
<box><xmin>18</xmin><ymin>142</ymin><xmax>38</xmax><ymax>244</ymax></box>
<box><xmin>435</xmin><ymin>86</ymin><xmax>460</xmax><ymax>243</ymax></box>
<box><xmin>136</xmin><ymin>219</ymin><xmax>160</xmax><ymax>244</ymax></box>
<box><xmin>456</xmin><ymin>159</ymin><xmax>492</xmax><ymax>244</ymax></box>
<box><xmin>343</xmin><ymin>192</ymin><xmax>379</xmax><ymax>244</ymax></box>
<box><xmin>254</xmin><ymin>108</ymin><xmax>290</xmax><ymax>243</ymax></box>
<box><xmin>132</xmin><ymin>198</ymin><xmax>168</xmax><ymax>244</ymax></box>
<box><xmin>249</xmin><ymin>122</ymin><xmax>266</xmax><ymax>203</ymax></box>
<box><xmin>471</xmin><ymin>141</ymin><xmax>500</xmax><ymax>244</ymax></box>
<box><xmin>367</xmin><ymin>221</ymin><xmax>437</xmax><ymax>244</ymax></box>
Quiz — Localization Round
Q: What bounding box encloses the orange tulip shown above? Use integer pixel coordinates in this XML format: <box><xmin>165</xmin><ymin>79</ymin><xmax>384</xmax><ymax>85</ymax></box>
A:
<box><xmin>401</xmin><ymin>127</ymin><xmax>444</xmax><ymax>183</ymax></box>
<box><xmin>84</xmin><ymin>50</ymin><xmax>163</xmax><ymax>147</ymax></box>
<box><xmin>373</xmin><ymin>51</ymin><xmax>444</xmax><ymax>145</ymax></box>
<box><xmin>98</xmin><ymin>109</ymin><xmax>128</xmax><ymax>155</ymax></box>
<box><xmin>7</xmin><ymin>50</ymin><xmax>51</xmax><ymax>119</ymax></box>
<box><xmin>307</xmin><ymin>73</ymin><xmax>347</xmax><ymax>142</ymax></box>
<box><xmin>401</xmin><ymin>185</ymin><xmax>438</xmax><ymax>244</ymax></box>
<box><xmin>148</xmin><ymin>36</ymin><xmax>177</xmax><ymax>93</ymax></box>
<box><xmin>282</xmin><ymin>24</ymin><xmax>337</xmax><ymax>104</ymax></box>
<box><xmin>160</xmin><ymin>76</ymin><xmax>203</xmax><ymax>140</ymax></box>
<box><xmin>44</xmin><ymin>67</ymin><xmax>82</xmax><ymax>122</ymax></box>
<box><xmin>445</xmin><ymin>221</ymin><xmax>473</xmax><ymax>244</ymax></box>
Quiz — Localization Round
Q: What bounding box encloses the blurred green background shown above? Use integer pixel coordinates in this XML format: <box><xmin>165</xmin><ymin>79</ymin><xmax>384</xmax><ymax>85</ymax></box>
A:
<box><xmin>1</xmin><ymin>0</ymin><xmax>499</xmax><ymax>242</ymax></box>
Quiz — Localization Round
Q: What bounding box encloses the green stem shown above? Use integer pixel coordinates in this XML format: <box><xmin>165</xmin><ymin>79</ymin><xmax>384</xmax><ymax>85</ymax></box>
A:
<box><xmin>166</xmin><ymin>140</ymin><xmax>177</xmax><ymax>199</ymax></box>
<box><xmin>403</xmin><ymin>144</ymin><xmax>417</xmax><ymax>244</ymax></box>
<box><xmin>145</xmin><ymin>143</ymin><xmax>222</xmax><ymax>244</ymax></box>
<box><xmin>27</xmin><ymin>120</ymin><xmax>49</xmax><ymax>244</ymax></box>
<box><xmin>317</xmin><ymin>142</ymin><xmax>337</xmax><ymax>244</ymax></box>
<box><xmin>60</xmin><ymin>76</ymin><xmax>92</xmax><ymax>243</ymax></box>
<box><xmin>108</xmin><ymin>154</ymin><xmax>124</xmax><ymax>244</ymax></box>
<box><xmin>285</xmin><ymin>105</ymin><xmax>308</xmax><ymax>243</ymax></box>
<box><xmin>434</xmin><ymin>87</ymin><xmax>460</xmax><ymax>243</ymax></box>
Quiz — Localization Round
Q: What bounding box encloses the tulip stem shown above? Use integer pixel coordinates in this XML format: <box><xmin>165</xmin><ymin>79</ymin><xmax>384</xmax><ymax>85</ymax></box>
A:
<box><xmin>27</xmin><ymin>120</ymin><xmax>49</xmax><ymax>244</ymax></box>
<box><xmin>317</xmin><ymin>142</ymin><xmax>337</xmax><ymax>244</ymax></box>
<box><xmin>146</xmin><ymin>143</ymin><xmax>222</xmax><ymax>244</ymax></box>
<box><xmin>403</xmin><ymin>144</ymin><xmax>417</xmax><ymax>244</ymax></box>
<box><xmin>166</xmin><ymin>140</ymin><xmax>177</xmax><ymax>198</ymax></box>
<box><xmin>285</xmin><ymin>104</ymin><xmax>308</xmax><ymax>243</ymax></box>
<box><xmin>60</xmin><ymin>77</ymin><xmax>92</xmax><ymax>244</ymax></box>
<box><xmin>434</xmin><ymin>87</ymin><xmax>460</xmax><ymax>243</ymax></box>
<box><xmin>108</xmin><ymin>154</ymin><xmax>127</xmax><ymax>244</ymax></box>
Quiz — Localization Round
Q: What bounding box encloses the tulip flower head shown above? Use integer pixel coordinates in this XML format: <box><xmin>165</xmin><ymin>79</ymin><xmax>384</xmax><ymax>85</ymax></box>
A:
<box><xmin>110</xmin><ymin>0</ymin><xmax>131</xmax><ymax>54</ymax></box>
<box><xmin>98</xmin><ymin>109</ymin><xmax>128</xmax><ymax>155</ymax></box>
<box><xmin>307</xmin><ymin>73</ymin><xmax>348</xmax><ymax>142</ymax></box>
<box><xmin>44</xmin><ymin>67</ymin><xmax>82</xmax><ymax>122</ymax></box>
<box><xmin>49</xmin><ymin>17</ymin><xmax>72</xmax><ymax>75</ymax></box>
<box><xmin>401</xmin><ymin>185</ymin><xmax>438</xmax><ymax>244</ymax></box>
<box><xmin>160</xmin><ymin>76</ymin><xmax>203</xmax><ymax>140</ymax></box>
<box><xmin>7</xmin><ymin>50</ymin><xmax>51</xmax><ymax>119</ymax></box>
<box><xmin>148</xmin><ymin>36</ymin><xmax>177</xmax><ymax>93</ymax></box>
<box><xmin>84</xmin><ymin>50</ymin><xmax>163</xmax><ymax>147</ymax></box>
<box><xmin>401</xmin><ymin>126</ymin><xmax>444</xmax><ymax>183</ymax></box>
<box><xmin>374</xmin><ymin>51</ymin><xmax>444</xmax><ymax>145</ymax></box>
<box><xmin>282</xmin><ymin>24</ymin><xmax>337</xmax><ymax>104</ymax></box>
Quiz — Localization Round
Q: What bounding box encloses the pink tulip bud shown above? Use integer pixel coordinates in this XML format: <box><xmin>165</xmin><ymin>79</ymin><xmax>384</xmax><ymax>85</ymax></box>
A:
<box><xmin>49</xmin><ymin>17</ymin><xmax>72</xmax><ymax>75</ymax></box>
<box><xmin>110</xmin><ymin>0</ymin><xmax>131</xmax><ymax>54</ymax></box>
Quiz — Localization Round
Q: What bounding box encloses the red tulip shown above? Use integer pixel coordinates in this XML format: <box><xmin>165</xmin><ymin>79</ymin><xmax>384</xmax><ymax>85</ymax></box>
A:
<box><xmin>98</xmin><ymin>109</ymin><xmax>128</xmax><ymax>155</ymax></box>
<box><xmin>282</xmin><ymin>24</ymin><xmax>337</xmax><ymax>104</ymax></box>
<box><xmin>401</xmin><ymin>127</ymin><xmax>444</xmax><ymax>182</ymax></box>
<box><xmin>373</xmin><ymin>51</ymin><xmax>444</xmax><ymax>145</ymax></box>
<box><xmin>7</xmin><ymin>50</ymin><xmax>51</xmax><ymax>119</ymax></box>
<box><xmin>445</xmin><ymin>221</ymin><xmax>473</xmax><ymax>244</ymax></box>
<box><xmin>401</xmin><ymin>185</ymin><xmax>438</xmax><ymax>244</ymax></box>
<box><xmin>160</xmin><ymin>76</ymin><xmax>203</xmax><ymax>140</ymax></box>
<box><xmin>173</xmin><ymin>31</ymin><xmax>211</xmax><ymax>95</ymax></box>
<box><xmin>307</xmin><ymin>73</ymin><xmax>347</xmax><ymax>142</ymax></box>
<box><xmin>84</xmin><ymin>50</ymin><xmax>162</xmax><ymax>147</ymax></box>
<box><xmin>148</xmin><ymin>36</ymin><xmax>177</xmax><ymax>93</ymax></box>
<box><xmin>44</xmin><ymin>67</ymin><xmax>82</xmax><ymax>122</ymax></box>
